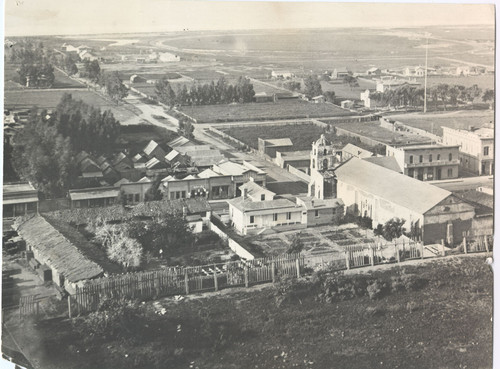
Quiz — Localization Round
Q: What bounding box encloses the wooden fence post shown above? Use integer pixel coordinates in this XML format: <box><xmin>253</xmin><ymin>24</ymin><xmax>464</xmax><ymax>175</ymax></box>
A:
<box><xmin>68</xmin><ymin>296</ymin><xmax>72</xmax><ymax>318</ymax></box>
<box><xmin>184</xmin><ymin>270</ymin><xmax>189</xmax><ymax>295</ymax></box>
<box><xmin>345</xmin><ymin>251</ymin><xmax>350</xmax><ymax>270</ymax></box>
<box><xmin>296</xmin><ymin>258</ymin><xmax>300</xmax><ymax>278</ymax></box>
<box><xmin>244</xmin><ymin>266</ymin><xmax>249</xmax><ymax>288</ymax></box>
<box><xmin>395</xmin><ymin>244</ymin><xmax>400</xmax><ymax>263</ymax></box>
<box><xmin>420</xmin><ymin>242</ymin><xmax>424</xmax><ymax>260</ymax></box>
<box><xmin>463</xmin><ymin>237</ymin><xmax>467</xmax><ymax>254</ymax></box>
<box><xmin>370</xmin><ymin>246</ymin><xmax>375</xmax><ymax>266</ymax></box>
<box><xmin>271</xmin><ymin>262</ymin><xmax>276</xmax><ymax>283</ymax></box>
<box><xmin>440</xmin><ymin>239</ymin><xmax>445</xmax><ymax>257</ymax></box>
<box><xmin>484</xmin><ymin>235</ymin><xmax>489</xmax><ymax>253</ymax></box>
<box><xmin>213</xmin><ymin>265</ymin><xmax>218</xmax><ymax>292</ymax></box>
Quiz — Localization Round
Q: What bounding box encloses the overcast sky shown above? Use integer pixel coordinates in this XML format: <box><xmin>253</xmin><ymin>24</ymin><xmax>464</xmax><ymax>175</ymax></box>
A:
<box><xmin>4</xmin><ymin>1</ymin><xmax>496</xmax><ymax>37</ymax></box>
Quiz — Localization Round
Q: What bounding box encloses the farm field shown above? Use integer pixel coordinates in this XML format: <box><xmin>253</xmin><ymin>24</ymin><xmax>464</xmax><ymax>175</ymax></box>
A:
<box><xmin>417</xmin><ymin>74</ymin><xmax>494</xmax><ymax>90</ymax></box>
<box><xmin>5</xmin><ymin>256</ymin><xmax>492</xmax><ymax>369</ymax></box>
<box><xmin>388</xmin><ymin>110</ymin><xmax>494</xmax><ymax>137</ymax></box>
<box><xmin>179</xmin><ymin>100</ymin><xmax>353</xmax><ymax>123</ymax></box>
<box><xmin>220</xmin><ymin>122</ymin><xmax>326</xmax><ymax>150</ymax></box>
<box><xmin>4</xmin><ymin>90</ymin><xmax>137</xmax><ymax>123</ymax></box>
<box><xmin>332</xmin><ymin>121</ymin><xmax>432</xmax><ymax>145</ymax></box>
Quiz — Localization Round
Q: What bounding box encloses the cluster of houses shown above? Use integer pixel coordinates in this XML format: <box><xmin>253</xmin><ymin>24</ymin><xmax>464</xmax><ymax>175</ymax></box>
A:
<box><xmin>61</xmin><ymin>43</ymin><xmax>98</xmax><ymax>61</ymax></box>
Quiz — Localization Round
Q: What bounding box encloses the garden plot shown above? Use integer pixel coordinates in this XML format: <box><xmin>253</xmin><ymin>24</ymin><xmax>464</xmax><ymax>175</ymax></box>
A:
<box><xmin>250</xmin><ymin>224</ymin><xmax>380</xmax><ymax>257</ymax></box>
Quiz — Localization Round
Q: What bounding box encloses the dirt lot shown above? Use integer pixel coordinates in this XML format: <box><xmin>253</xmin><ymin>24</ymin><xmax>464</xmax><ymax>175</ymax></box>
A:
<box><xmin>5</xmin><ymin>255</ymin><xmax>491</xmax><ymax>369</ymax></box>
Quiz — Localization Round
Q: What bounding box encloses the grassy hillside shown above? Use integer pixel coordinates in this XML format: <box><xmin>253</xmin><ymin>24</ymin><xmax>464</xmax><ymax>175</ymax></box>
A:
<box><xmin>10</xmin><ymin>255</ymin><xmax>492</xmax><ymax>369</ymax></box>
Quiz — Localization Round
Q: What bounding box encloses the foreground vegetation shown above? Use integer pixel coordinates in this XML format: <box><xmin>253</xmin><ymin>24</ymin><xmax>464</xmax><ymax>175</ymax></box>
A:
<box><xmin>13</xmin><ymin>256</ymin><xmax>491</xmax><ymax>369</ymax></box>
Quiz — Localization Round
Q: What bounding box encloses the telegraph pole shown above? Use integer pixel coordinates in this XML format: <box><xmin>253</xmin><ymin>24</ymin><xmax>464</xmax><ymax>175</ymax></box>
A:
<box><xmin>423</xmin><ymin>35</ymin><xmax>429</xmax><ymax>113</ymax></box>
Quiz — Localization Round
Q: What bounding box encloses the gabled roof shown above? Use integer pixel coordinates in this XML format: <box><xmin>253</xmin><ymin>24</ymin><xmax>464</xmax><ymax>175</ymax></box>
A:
<box><xmin>342</xmin><ymin>143</ymin><xmax>373</xmax><ymax>159</ymax></box>
<box><xmin>167</xmin><ymin>136</ymin><xmax>193</xmax><ymax>148</ymax></box>
<box><xmin>145</xmin><ymin>157</ymin><xmax>166</xmax><ymax>169</ymax></box>
<box><xmin>132</xmin><ymin>153</ymin><xmax>147</xmax><ymax>163</ymax></box>
<box><xmin>138</xmin><ymin>176</ymin><xmax>152</xmax><ymax>183</ymax></box>
<box><xmin>228</xmin><ymin>197</ymin><xmax>299</xmax><ymax>212</ymax></box>
<box><xmin>16</xmin><ymin>216</ymin><xmax>103</xmax><ymax>283</ymax></box>
<box><xmin>80</xmin><ymin>157</ymin><xmax>102</xmax><ymax>175</ymax></box>
<box><xmin>213</xmin><ymin>160</ymin><xmax>255</xmax><ymax>176</ymax></box>
<box><xmin>165</xmin><ymin>149</ymin><xmax>180</xmax><ymax>162</ymax></box>
<box><xmin>239</xmin><ymin>181</ymin><xmax>276</xmax><ymax>200</ymax></box>
<box><xmin>197</xmin><ymin>168</ymin><xmax>221</xmax><ymax>179</ymax></box>
<box><xmin>111</xmin><ymin>152</ymin><xmax>130</xmax><ymax>166</ymax></box>
<box><xmin>96</xmin><ymin>155</ymin><xmax>109</xmax><ymax>166</ymax></box>
<box><xmin>363</xmin><ymin>156</ymin><xmax>402</xmax><ymax>173</ymax></box>
<box><xmin>143</xmin><ymin>140</ymin><xmax>166</xmax><ymax>158</ymax></box>
<box><xmin>3</xmin><ymin>182</ymin><xmax>38</xmax><ymax>205</ymax></box>
<box><xmin>335</xmin><ymin>158</ymin><xmax>451</xmax><ymax>214</ymax></box>
<box><xmin>176</xmin><ymin>145</ymin><xmax>212</xmax><ymax>153</ymax></box>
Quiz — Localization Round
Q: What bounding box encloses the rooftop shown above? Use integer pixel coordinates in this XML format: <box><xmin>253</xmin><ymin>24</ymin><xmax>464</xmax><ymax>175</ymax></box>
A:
<box><xmin>342</xmin><ymin>143</ymin><xmax>373</xmax><ymax>158</ymax></box>
<box><xmin>263</xmin><ymin>138</ymin><xmax>293</xmax><ymax>147</ymax></box>
<box><xmin>3</xmin><ymin>182</ymin><xmax>38</xmax><ymax>205</ymax></box>
<box><xmin>296</xmin><ymin>196</ymin><xmax>344</xmax><ymax>210</ymax></box>
<box><xmin>167</xmin><ymin>136</ymin><xmax>193</xmax><ymax>148</ymax></box>
<box><xmin>16</xmin><ymin>216</ymin><xmax>104</xmax><ymax>283</ymax></box>
<box><xmin>363</xmin><ymin>156</ymin><xmax>403</xmax><ymax>173</ymax></box>
<box><xmin>335</xmin><ymin>158</ymin><xmax>451</xmax><ymax>214</ymax></box>
<box><xmin>68</xmin><ymin>187</ymin><xmax>120</xmax><ymax>201</ymax></box>
<box><xmin>228</xmin><ymin>197</ymin><xmax>299</xmax><ymax>212</ymax></box>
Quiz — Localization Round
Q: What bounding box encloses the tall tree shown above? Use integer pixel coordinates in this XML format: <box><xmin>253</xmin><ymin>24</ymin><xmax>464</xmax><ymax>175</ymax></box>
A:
<box><xmin>303</xmin><ymin>75</ymin><xmax>323</xmax><ymax>98</ymax></box>
<box><xmin>482</xmin><ymin>89</ymin><xmax>494</xmax><ymax>109</ymax></box>
<box><xmin>103</xmin><ymin>71</ymin><xmax>128</xmax><ymax>102</ymax></box>
<box><xmin>155</xmin><ymin>78</ymin><xmax>177</xmax><ymax>107</ymax></box>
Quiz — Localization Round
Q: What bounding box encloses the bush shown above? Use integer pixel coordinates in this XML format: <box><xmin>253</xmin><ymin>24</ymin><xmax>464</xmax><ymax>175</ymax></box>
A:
<box><xmin>366</xmin><ymin>279</ymin><xmax>389</xmax><ymax>300</ymax></box>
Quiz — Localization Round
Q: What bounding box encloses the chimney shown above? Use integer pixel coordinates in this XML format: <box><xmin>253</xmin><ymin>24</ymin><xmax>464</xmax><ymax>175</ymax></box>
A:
<box><xmin>243</xmin><ymin>188</ymin><xmax>248</xmax><ymax>200</ymax></box>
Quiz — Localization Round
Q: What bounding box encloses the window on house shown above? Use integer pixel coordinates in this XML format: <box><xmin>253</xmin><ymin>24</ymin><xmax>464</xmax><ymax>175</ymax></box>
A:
<box><xmin>447</xmin><ymin>168</ymin><xmax>453</xmax><ymax>177</ymax></box>
<box><xmin>273</xmin><ymin>213</ymin><xmax>278</xmax><ymax>221</ymax></box>
<box><xmin>181</xmin><ymin>191</ymin><xmax>186</xmax><ymax>199</ymax></box>
<box><xmin>419</xmin><ymin>155</ymin><xmax>423</xmax><ymax>163</ymax></box>
<box><xmin>170</xmin><ymin>192</ymin><xmax>176</xmax><ymax>200</ymax></box>
<box><xmin>261</xmin><ymin>194</ymin><xmax>265</xmax><ymax>201</ymax></box>
<box><xmin>484</xmin><ymin>146</ymin><xmax>489</xmax><ymax>156</ymax></box>
<box><xmin>286</xmin><ymin>212</ymin><xmax>291</xmax><ymax>220</ymax></box>
<box><xmin>437</xmin><ymin>154</ymin><xmax>441</xmax><ymax>161</ymax></box>
<box><xmin>176</xmin><ymin>191</ymin><xmax>181</xmax><ymax>199</ymax></box>
<box><xmin>250</xmin><ymin>215</ymin><xmax>255</xmax><ymax>224</ymax></box>
<box><xmin>315</xmin><ymin>210</ymin><xmax>319</xmax><ymax>217</ymax></box>
<box><xmin>312</xmin><ymin>159</ymin><xmax>315</xmax><ymax>169</ymax></box>
<box><xmin>449</xmin><ymin>153</ymin><xmax>452</xmax><ymax>161</ymax></box>
<box><xmin>429</xmin><ymin>154</ymin><xmax>432</xmax><ymax>162</ymax></box>
<box><xmin>409</xmin><ymin>155</ymin><xmax>413</xmax><ymax>164</ymax></box>
<box><xmin>134</xmin><ymin>194</ymin><xmax>140</xmax><ymax>202</ymax></box>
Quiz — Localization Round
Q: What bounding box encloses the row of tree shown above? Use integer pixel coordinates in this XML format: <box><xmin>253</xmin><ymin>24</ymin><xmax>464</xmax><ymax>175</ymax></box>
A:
<box><xmin>155</xmin><ymin>76</ymin><xmax>256</xmax><ymax>107</ymax></box>
<box><xmin>12</xmin><ymin>94</ymin><xmax>121</xmax><ymax>197</ymax></box>
<box><xmin>10</xmin><ymin>41</ymin><xmax>56</xmax><ymax>88</ymax></box>
<box><xmin>371</xmin><ymin>83</ymin><xmax>493</xmax><ymax>110</ymax></box>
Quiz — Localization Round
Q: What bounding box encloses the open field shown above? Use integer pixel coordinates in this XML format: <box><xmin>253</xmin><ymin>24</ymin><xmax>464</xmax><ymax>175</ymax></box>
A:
<box><xmin>332</xmin><ymin>121</ymin><xmax>432</xmax><ymax>145</ymax></box>
<box><xmin>220</xmin><ymin>123</ymin><xmax>326</xmax><ymax>150</ymax></box>
<box><xmin>179</xmin><ymin>100</ymin><xmax>352</xmax><ymax>123</ymax></box>
<box><xmin>4</xmin><ymin>90</ymin><xmax>137</xmax><ymax>123</ymax></box>
<box><xmin>4</xmin><ymin>255</ymin><xmax>491</xmax><ymax>369</ymax></box>
<box><xmin>388</xmin><ymin>110</ymin><xmax>494</xmax><ymax>136</ymax></box>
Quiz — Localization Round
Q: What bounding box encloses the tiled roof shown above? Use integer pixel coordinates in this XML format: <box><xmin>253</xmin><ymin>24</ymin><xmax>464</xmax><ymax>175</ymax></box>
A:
<box><xmin>363</xmin><ymin>156</ymin><xmax>402</xmax><ymax>173</ymax></box>
<box><xmin>342</xmin><ymin>143</ymin><xmax>373</xmax><ymax>159</ymax></box>
<box><xmin>69</xmin><ymin>187</ymin><xmax>120</xmax><ymax>201</ymax></box>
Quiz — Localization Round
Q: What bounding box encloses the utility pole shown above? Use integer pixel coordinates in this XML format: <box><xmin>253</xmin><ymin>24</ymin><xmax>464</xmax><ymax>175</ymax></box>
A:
<box><xmin>423</xmin><ymin>35</ymin><xmax>429</xmax><ymax>113</ymax></box>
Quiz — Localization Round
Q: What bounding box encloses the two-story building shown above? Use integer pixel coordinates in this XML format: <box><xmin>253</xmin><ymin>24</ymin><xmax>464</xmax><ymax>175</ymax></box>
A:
<box><xmin>442</xmin><ymin>126</ymin><xmax>494</xmax><ymax>175</ymax></box>
<box><xmin>3</xmin><ymin>182</ymin><xmax>39</xmax><ymax>218</ymax></box>
<box><xmin>386</xmin><ymin>143</ymin><xmax>460</xmax><ymax>181</ymax></box>
<box><xmin>228</xmin><ymin>184</ymin><xmax>305</xmax><ymax>235</ymax></box>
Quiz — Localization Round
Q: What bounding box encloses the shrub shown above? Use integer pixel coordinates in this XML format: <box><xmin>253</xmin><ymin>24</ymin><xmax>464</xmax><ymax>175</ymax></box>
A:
<box><xmin>366</xmin><ymin>279</ymin><xmax>389</xmax><ymax>300</ymax></box>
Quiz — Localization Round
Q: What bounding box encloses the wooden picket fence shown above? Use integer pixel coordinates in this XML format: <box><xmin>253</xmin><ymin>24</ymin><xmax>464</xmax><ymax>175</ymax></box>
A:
<box><xmin>69</xmin><ymin>253</ymin><xmax>303</xmax><ymax>316</ymax></box>
<box><xmin>19</xmin><ymin>295</ymin><xmax>40</xmax><ymax>318</ymax></box>
<box><xmin>464</xmin><ymin>234</ymin><xmax>493</xmax><ymax>254</ymax></box>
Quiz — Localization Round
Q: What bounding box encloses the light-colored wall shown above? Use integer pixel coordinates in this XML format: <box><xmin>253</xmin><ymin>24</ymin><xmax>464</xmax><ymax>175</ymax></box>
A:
<box><xmin>120</xmin><ymin>182</ymin><xmax>153</xmax><ymax>203</ymax></box>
